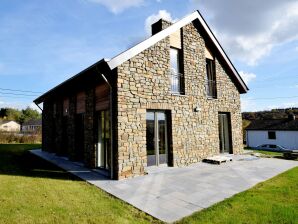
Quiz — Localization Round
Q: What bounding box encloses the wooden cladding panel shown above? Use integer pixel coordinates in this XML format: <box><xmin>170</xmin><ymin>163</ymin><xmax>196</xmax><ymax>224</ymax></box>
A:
<box><xmin>63</xmin><ymin>98</ymin><xmax>69</xmax><ymax>116</ymax></box>
<box><xmin>205</xmin><ymin>47</ymin><xmax>214</xmax><ymax>60</ymax></box>
<box><xmin>76</xmin><ymin>91</ymin><xmax>86</xmax><ymax>114</ymax></box>
<box><xmin>95</xmin><ymin>83</ymin><xmax>110</xmax><ymax>111</ymax></box>
<box><xmin>170</xmin><ymin>29</ymin><xmax>181</xmax><ymax>49</ymax></box>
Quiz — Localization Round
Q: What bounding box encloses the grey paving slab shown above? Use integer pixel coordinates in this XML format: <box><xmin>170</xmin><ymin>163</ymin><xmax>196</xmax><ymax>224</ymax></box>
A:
<box><xmin>30</xmin><ymin>149</ymin><xmax>297</xmax><ymax>223</ymax></box>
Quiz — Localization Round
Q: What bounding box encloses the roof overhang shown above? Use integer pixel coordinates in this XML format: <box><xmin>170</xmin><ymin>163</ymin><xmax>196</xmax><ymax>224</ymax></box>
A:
<box><xmin>34</xmin><ymin>59</ymin><xmax>110</xmax><ymax>104</ymax></box>
<box><xmin>106</xmin><ymin>10</ymin><xmax>248</xmax><ymax>93</ymax></box>
<box><xmin>34</xmin><ymin>10</ymin><xmax>248</xmax><ymax>104</ymax></box>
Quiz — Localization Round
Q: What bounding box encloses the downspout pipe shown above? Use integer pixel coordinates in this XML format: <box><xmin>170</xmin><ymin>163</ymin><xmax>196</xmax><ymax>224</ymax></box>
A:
<box><xmin>96</xmin><ymin>66</ymin><xmax>114</xmax><ymax>180</ymax></box>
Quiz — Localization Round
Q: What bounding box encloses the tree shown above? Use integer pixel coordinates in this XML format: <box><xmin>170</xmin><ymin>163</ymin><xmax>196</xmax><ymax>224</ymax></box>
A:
<box><xmin>6</xmin><ymin>108</ymin><xmax>22</xmax><ymax>121</ymax></box>
<box><xmin>0</xmin><ymin>107</ymin><xmax>41</xmax><ymax>124</ymax></box>
<box><xmin>20</xmin><ymin>107</ymin><xmax>41</xmax><ymax>123</ymax></box>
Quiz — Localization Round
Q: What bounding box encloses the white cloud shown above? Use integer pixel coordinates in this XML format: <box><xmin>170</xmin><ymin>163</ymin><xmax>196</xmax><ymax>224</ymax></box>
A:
<box><xmin>293</xmin><ymin>84</ymin><xmax>298</xmax><ymax>88</ymax></box>
<box><xmin>29</xmin><ymin>102</ymin><xmax>42</xmax><ymax>112</ymax></box>
<box><xmin>145</xmin><ymin>10</ymin><xmax>176</xmax><ymax>36</ymax></box>
<box><xmin>241</xmin><ymin>98</ymin><xmax>257</xmax><ymax>112</ymax></box>
<box><xmin>239</xmin><ymin>71</ymin><xmax>256</xmax><ymax>85</ymax></box>
<box><xmin>87</xmin><ymin>0</ymin><xmax>144</xmax><ymax>14</ymax></box>
<box><xmin>282</xmin><ymin>102</ymin><xmax>298</xmax><ymax>108</ymax></box>
<box><xmin>191</xmin><ymin>0</ymin><xmax>298</xmax><ymax>65</ymax></box>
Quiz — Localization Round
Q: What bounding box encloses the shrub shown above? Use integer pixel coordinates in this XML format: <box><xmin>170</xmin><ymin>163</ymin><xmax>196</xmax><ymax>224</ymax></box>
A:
<box><xmin>0</xmin><ymin>131</ymin><xmax>41</xmax><ymax>144</ymax></box>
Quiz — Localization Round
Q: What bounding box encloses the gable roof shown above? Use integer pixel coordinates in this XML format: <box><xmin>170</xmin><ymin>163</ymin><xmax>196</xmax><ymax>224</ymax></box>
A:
<box><xmin>106</xmin><ymin>10</ymin><xmax>248</xmax><ymax>93</ymax></box>
<box><xmin>22</xmin><ymin>119</ymin><xmax>42</xmax><ymax>126</ymax></box>
<box><xmin>34</xmin><ymin>10</ymin><xmax>248</xmax><ymax>104</ymax></box>
<box><xmin>246</xmin><ymin>119</ymin><xmax>298</xmax><ymax>131</ymax></box>
<box><xmin>0</xmin><ymin>120</ymin><xmax>19</xmax><ymax>125</ymax></box>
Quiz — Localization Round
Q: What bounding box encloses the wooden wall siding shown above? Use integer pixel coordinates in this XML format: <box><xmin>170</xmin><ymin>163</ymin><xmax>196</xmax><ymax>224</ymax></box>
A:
<box><xmin>63</xmin><ymin>98</ymin><xmax>69</xmax><ymax>116</ymax></box>
<box><xmin>170</xmin><ymin>29</ymin><xmax>181</xmax><ymax>49</ymax></box>
<box><xmin>76</xmin><ymin>91</ymin><xmax>86</xmax><ymax>114</ymax></box>
<box><xmin>95</xmin><ymin>83</ymin><xmax>110</xmax><ymax>111</ymax></box>
<box><xmin>205</xmin><ymin>47</ymin><xmax>214</xmax><ymax>60</ymax></box>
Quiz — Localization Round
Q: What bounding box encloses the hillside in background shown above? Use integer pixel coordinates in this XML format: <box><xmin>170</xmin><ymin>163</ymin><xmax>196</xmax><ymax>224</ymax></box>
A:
<box><xmin>242</xmin><ymin>108</ymin><xmax>298</xmax><ymax>121</ymax></box>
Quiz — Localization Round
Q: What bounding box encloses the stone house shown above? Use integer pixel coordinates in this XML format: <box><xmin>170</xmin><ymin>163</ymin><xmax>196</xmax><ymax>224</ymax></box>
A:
<box><xmin>34</xmin><ymin>11</ymin><xmax>248</xmax><ymax>180</ymax></box>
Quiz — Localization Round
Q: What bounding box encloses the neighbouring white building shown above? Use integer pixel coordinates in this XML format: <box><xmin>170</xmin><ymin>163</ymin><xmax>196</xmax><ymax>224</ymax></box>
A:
<box><xmin>0</xmin><ymin>120</ymin><xmax>21</xmax><ymax>132</ymax></box>
<box><xmin>246</xmin><ymin>115</ymin><xmax>298</xmax><ymax>150</ymax></box>
<box><xmin>21</xmin><ymin>119</ymin><xmax>42</xmax><ymax>133</ymax></box>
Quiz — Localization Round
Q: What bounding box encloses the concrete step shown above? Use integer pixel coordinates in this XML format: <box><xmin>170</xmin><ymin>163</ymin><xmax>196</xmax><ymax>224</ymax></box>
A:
<box><xmin>203</xmin><ymin>155</ymin><xmax>233</xmax><ymax>165</ymax></box>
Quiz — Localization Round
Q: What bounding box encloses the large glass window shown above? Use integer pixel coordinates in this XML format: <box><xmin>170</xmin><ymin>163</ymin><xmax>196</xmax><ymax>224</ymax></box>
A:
<box><xmin>170</xmin><ymin>48</ymin><xmax>184</xmax><ymax>94</ymax></box>
<box><xmin>96</xmin><ymin>110</ymin><xmax>111</xmax><ymax>170</ymax></box>
<box><xmin>206</xmin><ymin>59</ymin><xmax>217</xmax><ymax>98</ymax></box>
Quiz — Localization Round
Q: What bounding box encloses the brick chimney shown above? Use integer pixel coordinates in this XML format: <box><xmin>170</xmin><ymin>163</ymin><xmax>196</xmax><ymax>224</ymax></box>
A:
<box><xmin>151</xmin><ymin>19</ymin><xmax>173</xmax><ymax>35</ymax></box>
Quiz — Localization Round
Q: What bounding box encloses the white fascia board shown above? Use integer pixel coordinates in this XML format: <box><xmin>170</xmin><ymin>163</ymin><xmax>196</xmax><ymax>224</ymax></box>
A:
<box><xmin>107</xmin><ymin>10</ymin><xmax>248</xmax><ymax>93</ymax></box>
<box><xmin>107</xmin><ymin>11</ymin><xmax>199</xmax><ymax>70</ymax></box>
<box><xmin>195</xmin><ymin>12</ymin><xmax>248</xmax><ymax>92</ymax></box>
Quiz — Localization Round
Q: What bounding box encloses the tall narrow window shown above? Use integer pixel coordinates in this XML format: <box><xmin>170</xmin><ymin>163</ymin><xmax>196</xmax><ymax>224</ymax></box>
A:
<box><xmin>96</xmin><ymin>110</ymin><xmax>111</xmax><ymax>170</ymax></box>
<box><xmin>206</xmin><ymin>59</ymin><xmax>217</xmax><ymax>98</ymax></box>
<box><xmin>170</xmin><ymin>48</ymin><xmax>184</xmax><ymax>94</ymax></box>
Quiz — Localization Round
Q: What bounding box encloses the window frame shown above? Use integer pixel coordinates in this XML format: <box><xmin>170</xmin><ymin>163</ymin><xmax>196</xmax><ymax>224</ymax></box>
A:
<box><xmin>206</xmin><ymin>58</ymin><xmax>217</xmax><ymax>99</ymax></box>
<box><xmin>170</xmin><ymin>47</ymin><xmax>184</xmax><ymax>95</ymax></box>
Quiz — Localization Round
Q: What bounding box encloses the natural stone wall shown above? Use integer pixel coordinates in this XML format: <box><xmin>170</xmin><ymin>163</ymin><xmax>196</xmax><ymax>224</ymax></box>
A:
<box><xmin>67</xmin><ymin>95</ymin><xmax>76</xmax><ymax>160</ymax></box>
<box><xmin>116</xmin><ymin>21</ymin><xmax>243</xmax><ymax>179</ymax></box>
<box><xmin>54</xmin><ymin>100</ymin><xmax>63</xmax><ymax>155</ymax></box>
<box><xmin>41</xmin><ymin>84</ymin><xmax>108</xmax><ymax>170</ymax></box>
<box><xmin>84</xmin><ymin>88</ymin><xmax>96</xmax><ymax>167</ymax></box>
<box><xmin>42</xmin><ymin>100</ymin><xmax>54</xmax><ymax>153</ymax></box>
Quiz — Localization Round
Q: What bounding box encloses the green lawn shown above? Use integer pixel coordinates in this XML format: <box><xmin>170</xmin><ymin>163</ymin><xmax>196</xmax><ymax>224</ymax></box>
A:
<box><xmin>249</xmin><ymin>149</ymin><xmax>283</xmax><ymax>156</ymax></box>
<box><xmin>0</xmin><ymin>144</ymin><xmax>159</xmax><ymax>224</ymax></box>
<box><xmin>0</xmin><ymin>144</ymin><xmax>297</xmax><ymax>224</ymax></box>
<box><xmin>245</xmin><ymin>148</ymin><xmax>298</xmax><ymax>160</ymax></box>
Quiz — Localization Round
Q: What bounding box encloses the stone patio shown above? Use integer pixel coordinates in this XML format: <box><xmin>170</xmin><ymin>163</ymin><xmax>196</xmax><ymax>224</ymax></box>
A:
<box><xmin>30</xmin><ymin>149</ymin><xmax>297</xmax><ymax>223</ymax></box>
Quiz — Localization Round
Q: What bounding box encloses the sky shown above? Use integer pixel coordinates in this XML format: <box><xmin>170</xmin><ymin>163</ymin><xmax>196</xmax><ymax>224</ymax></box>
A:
<box><xmin>0</xmin><ymin>0</ymin><xmax>298</xmax><ymax>112</ymax></box>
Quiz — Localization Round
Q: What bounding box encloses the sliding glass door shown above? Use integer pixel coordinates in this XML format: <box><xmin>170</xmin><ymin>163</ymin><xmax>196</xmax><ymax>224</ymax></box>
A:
<box><xmin>146</xmin><ymin>111</ymin><xmax>168</xmax><ymax>166</ymax></box>
<box><xmin>218</xmin><ymin>113</ymin><xmax>232</xmax><ymax>153</ymax></box>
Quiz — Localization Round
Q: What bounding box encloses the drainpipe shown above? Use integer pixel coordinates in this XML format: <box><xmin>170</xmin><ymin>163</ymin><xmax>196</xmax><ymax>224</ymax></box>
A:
<box><xmin>96</xmin><ymin>66</ymin><xmax>114</xmax><ymax>179</ymax></box>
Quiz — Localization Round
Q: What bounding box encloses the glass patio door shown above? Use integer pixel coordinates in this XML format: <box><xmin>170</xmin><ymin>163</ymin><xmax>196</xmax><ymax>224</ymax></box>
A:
<box><xmin>218</xmin><ymin>113</ymin><xmax>232</xmax><ymax>153</ymax></box>
<box><xmin>146</xmin><ymin>111</ymin><xmax>168</xmax><ymax>166</ymax></box>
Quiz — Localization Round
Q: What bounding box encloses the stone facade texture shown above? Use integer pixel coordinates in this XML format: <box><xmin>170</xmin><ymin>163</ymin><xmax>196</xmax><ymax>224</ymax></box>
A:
<box><xmin>116</xmin><ymin>21</ymin><xmax>243</xmax><ymax>179</ymax></box>
<box><xmin>84</xmin><ymin>88</ymin><xmax>96</xmax><ymax>167</ymax></box>
<box><xmin>42</xmin><ymin>101</ymin><xmax>54</xmax><ymax>153</ymax></box>
<box><xmin>54</xmin><ymin>100</ymin><xmax>63</xmax><ymax>156</ymax></box>
<box><xmin>67</xmin><ymin>95</ymin><xmax>76</xmax><ymax>160</ymax></box>
<box><xmin>41</xmin><ymin>20</ymin><xmax>244</xmax><ymax>180</ymax></box>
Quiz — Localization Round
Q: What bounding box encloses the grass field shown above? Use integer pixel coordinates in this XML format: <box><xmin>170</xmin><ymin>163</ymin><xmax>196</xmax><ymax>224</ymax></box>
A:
<box><xmin>0</xmin><ymin>144</ymin><xmax>297</xmax><ymax>224</ymax></box>
<box><xmin>0</xmin><ymin>144</ymin><xmax>159</xmax><ymax>224</ymax></box>
<box><xmin>245</xmin><ymin>147</ymin><xmax>298</xmax><ymax>161</ymax></box>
